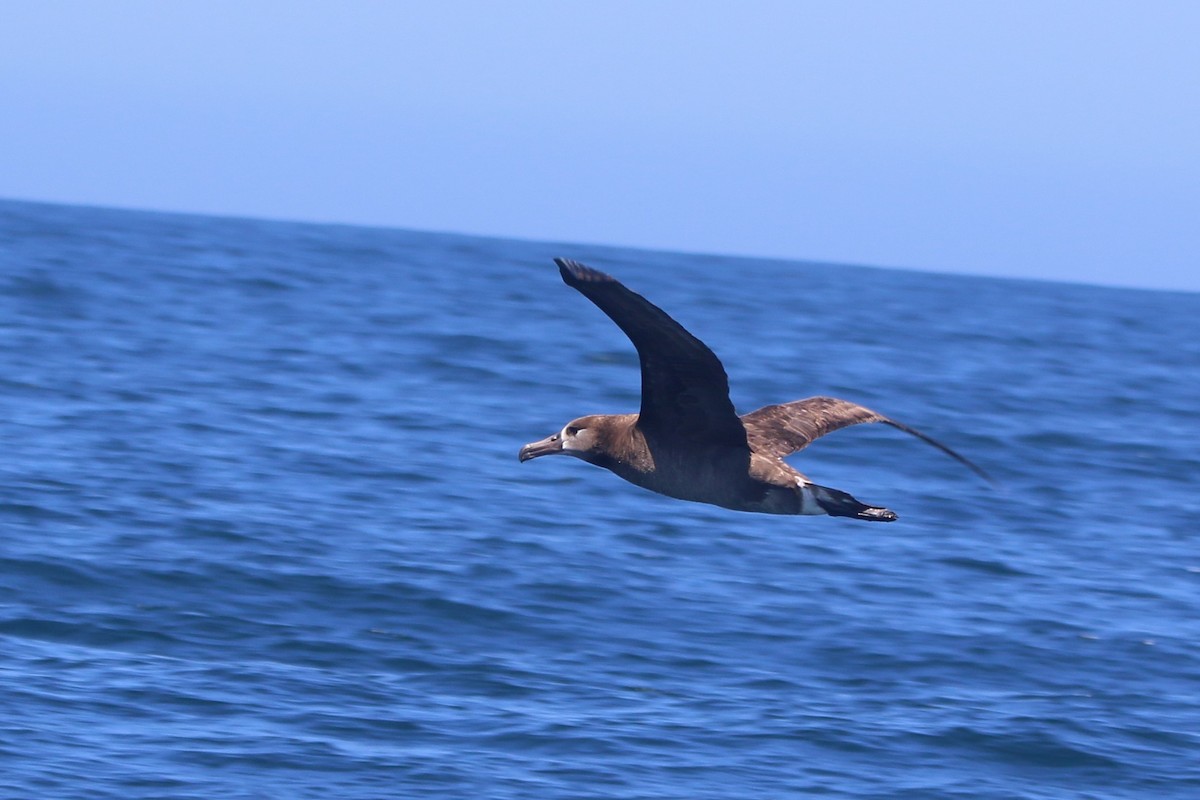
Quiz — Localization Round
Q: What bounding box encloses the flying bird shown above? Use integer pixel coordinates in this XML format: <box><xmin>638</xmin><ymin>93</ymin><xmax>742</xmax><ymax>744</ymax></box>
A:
<box><xmin>519</xmin><ymin>259</ymin><xmax>989</xmax><ymax>521</ymax></box>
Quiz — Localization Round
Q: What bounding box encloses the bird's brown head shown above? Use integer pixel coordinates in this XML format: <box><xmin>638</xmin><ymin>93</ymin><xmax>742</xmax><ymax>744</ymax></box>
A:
<box><xmin>519</xmin><ymin>415</ymin><xmax>607</xmax><ymax>463</ymax></box>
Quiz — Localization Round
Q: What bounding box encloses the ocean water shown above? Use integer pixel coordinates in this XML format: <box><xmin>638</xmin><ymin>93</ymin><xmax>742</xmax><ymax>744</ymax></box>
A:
<box><xmin>1</xmin><ymin>198</ymin><xmax>1197</xmax><ymax>799</ymax></box>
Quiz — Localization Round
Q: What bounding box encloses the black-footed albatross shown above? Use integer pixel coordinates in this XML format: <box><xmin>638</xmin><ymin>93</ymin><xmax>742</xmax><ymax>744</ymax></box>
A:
<box><xmin>519</xmin><ymin>259</ymin><xmax>990</xmax><ymax>521</ymax></box>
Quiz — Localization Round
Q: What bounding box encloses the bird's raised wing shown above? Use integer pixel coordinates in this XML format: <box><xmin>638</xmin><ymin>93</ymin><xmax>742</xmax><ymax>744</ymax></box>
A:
<box><xmin>741</xmin><ymin>396</ymin><xmax>992</xmax><ymax>482</ymax></box>
<box><xmin>555</xmin><ymin>259</ymin><xmax>748</xmax><ymax>449</ymax></box>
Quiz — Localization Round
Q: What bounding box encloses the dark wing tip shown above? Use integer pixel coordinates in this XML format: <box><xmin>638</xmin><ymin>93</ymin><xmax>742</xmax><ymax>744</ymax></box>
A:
<box><xmin>555</xmin><ymin>258</ymin><xmax>616</xmax><ymax>286</ymax></box>
<box><xmin>881</xmin><ymin>418</ymin><xmax>997</xmax><ymax>487</ymax></box>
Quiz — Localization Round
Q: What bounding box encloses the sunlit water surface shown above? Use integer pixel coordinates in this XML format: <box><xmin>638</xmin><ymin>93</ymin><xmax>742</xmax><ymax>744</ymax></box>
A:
<box><xmin>2</xmin><ymin>199</ymin><xmax>1198</xmax><ymax>799</ymax></box>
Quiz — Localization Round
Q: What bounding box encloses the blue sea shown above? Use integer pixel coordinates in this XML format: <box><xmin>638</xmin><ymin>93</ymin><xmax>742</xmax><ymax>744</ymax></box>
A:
<box><xmin>1</xmin><ymin>198</ymin><xmax>1197</xmax><ymax>799</ymax></box>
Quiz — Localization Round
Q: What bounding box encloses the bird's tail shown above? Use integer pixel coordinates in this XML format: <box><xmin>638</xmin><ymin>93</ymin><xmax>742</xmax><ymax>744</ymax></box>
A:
<box><xmin>808</xmin><ymin>483</ymin><xmax>898</xmax><ymax>522</ymax></box>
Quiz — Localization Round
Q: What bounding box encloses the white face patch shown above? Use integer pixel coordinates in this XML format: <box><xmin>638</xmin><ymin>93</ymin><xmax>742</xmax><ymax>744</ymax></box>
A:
<box><xmin>560</xmin><ymin>423</ymin><xmax>590</xmax><ymax>454</ymax></box>
<box><xmin>560</xmin><ymin>424</ymin><xmax>579</xmax><ymax>452</ymax></box>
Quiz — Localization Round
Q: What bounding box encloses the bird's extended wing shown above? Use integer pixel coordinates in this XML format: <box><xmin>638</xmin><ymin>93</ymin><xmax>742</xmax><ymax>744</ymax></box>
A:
<box><xmin>555</xmin><ymin>259</ymin><xmax>748</xmax><ymax>449</ymax></box>
<box><xmin>741</xmin><ymin>396</ymin><xmax>992</xmax><ymax>482</ymax></box>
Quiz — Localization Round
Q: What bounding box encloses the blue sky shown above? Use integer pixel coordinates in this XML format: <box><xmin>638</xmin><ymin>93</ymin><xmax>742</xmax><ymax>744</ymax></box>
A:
<box><xmin>2</xmin><ymin>2</ymin><xmax>1197</xmax><ymax>291</ymax></box>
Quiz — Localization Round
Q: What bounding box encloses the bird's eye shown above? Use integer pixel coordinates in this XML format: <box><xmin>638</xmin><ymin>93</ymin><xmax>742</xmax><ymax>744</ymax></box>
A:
<box><xmin>566</xmin><ymin>426</ymin><xmax>579</xmax><ymax>436</ymax></box>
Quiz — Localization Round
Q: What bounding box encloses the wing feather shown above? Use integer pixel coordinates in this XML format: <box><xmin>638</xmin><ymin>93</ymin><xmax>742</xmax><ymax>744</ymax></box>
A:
<box><xmin>741</xmin><ymin>396</ymin><xmax>992</xmax><ymax>482</ymax></box>
<box><xmin>555</xmin><ymin>259</ymin><xmax>748</xmax><ymax>449</ymax></box>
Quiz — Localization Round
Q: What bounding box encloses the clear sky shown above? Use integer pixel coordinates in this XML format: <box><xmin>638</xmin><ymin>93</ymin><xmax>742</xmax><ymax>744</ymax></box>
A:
<box><xmin>2</xmin><ymin>2</ymin><xmax>1197</xmax><ymax>291</ymax></box>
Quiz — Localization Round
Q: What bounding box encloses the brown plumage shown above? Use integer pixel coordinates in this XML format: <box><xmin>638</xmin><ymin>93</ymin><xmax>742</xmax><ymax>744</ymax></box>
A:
<box><xmin>518</xmin><ymin>259</ymin><xmax>989</xmax><ymax>521</ymax></box>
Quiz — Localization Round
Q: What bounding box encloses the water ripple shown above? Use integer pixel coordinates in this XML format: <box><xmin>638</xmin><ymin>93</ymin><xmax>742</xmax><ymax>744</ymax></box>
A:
<box><xmin>2</xmin><ymin>200</ymin><xmax>1199</xmax><ymax>799</ymax></box>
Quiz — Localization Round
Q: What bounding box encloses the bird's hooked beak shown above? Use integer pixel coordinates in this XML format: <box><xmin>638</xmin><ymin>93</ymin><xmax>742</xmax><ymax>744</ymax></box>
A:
<box><xmin>518</xmin><ymin>432</ymin><xmax>563</xmax><ymax>462</ymax></box>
